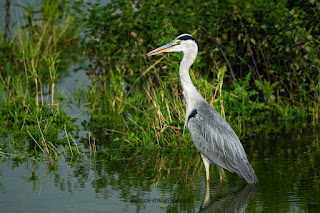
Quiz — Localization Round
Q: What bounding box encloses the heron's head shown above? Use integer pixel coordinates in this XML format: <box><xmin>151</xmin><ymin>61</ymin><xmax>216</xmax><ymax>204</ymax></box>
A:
<box><xmin>146</xmin><ymin>34</ymin><xmax>197</xmax><ymax>56</ymax></box>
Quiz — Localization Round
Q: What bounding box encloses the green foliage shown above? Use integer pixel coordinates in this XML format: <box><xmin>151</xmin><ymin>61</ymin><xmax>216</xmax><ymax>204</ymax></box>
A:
<box><xmin>74</xmin><ymin>0</ymin><xmax>320</xmax><ymax>97</ymax></box>
<box><xmin>255</xmin><ymin>79</ymin><xmax>278</xmax><ymax>104</ymax></box>
<box><xmin>0</xmin><ymin>0</ymin><xmax>82</xmax><ymax>163</ymax></box>
<box><xmin>224</xmin><ymin>73</ymin><xmax>265</xmax><ymax>116</ymax></box>
<box><xmin>75</xmin><ymin>0</ymin><xmax>319</xmax><ymax>149</ymax></box>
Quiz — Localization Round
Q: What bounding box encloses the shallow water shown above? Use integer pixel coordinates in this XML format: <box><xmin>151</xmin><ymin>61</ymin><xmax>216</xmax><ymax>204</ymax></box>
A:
<box><xmin>1</xmin><ymin>122</ymin><xmax>319</xmax><ymax>212</ymax></box>
<box><xmin>2</xmin><ymin>1</ymin><xmax>318</xmax><ymax>212</ymax></box>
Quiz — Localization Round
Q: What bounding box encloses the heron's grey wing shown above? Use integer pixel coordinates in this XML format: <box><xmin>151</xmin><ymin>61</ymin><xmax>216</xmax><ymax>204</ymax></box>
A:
<box><xmin>188</xmin><ymin>101</ymin><xmax>258</xmax><ymax>184</ymax></box>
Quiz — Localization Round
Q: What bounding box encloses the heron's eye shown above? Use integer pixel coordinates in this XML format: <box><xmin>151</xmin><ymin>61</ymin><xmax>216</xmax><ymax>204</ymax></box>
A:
<box><xmin>177</xmin><ymin>40</ymin><xmax>181</xmax><ymax>44</ymax></box>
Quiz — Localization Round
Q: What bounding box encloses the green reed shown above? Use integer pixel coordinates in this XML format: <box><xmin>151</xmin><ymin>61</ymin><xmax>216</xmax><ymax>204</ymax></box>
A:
<box><xmin>0</xmin><ymin>0</ymin><xmax>82</xmax><ymax>163</ymax></box>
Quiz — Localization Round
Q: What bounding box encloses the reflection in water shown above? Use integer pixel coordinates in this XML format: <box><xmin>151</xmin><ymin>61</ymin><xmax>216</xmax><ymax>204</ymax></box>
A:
<box><xmin>200</xmin><ymin>183</ymin><xmax>257</xmax><ymax>213</ymax></box>
<box><xmin>1</xmin><ymin>121</ymin><xmax>320</xmax><ymax>212</ymax></box>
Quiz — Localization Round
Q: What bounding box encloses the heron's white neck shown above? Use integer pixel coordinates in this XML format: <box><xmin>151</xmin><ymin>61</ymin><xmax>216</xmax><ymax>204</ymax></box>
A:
<box><xmin>179</xmin><ymin>47</ymin><xmax>204</xmax><ymax>114</ymax></box>
<box><xmin>179</xmin><ymin>51</ymin><xmax>196</xmax><ymax>91</ymax></box>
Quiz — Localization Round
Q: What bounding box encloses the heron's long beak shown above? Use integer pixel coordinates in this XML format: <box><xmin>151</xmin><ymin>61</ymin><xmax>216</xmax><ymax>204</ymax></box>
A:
<box><xmin>146</xmin><ymin>42</ymin><xmax>177</xmax><ymax>56</ymax></box>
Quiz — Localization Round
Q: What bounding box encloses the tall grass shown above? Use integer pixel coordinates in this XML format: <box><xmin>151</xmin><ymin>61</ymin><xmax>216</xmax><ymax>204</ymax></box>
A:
<box><xmin>85</xmin><ymin>49</ymin><xmax>256</xmax><ymax>150</ymax></box>
<box><xmin>0</xmin><ymin>0</ymin><xmax>82</xmax><ymax>163</ymax></box>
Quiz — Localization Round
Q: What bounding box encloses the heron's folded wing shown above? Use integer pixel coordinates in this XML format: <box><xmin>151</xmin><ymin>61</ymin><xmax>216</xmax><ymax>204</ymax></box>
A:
<box><xmin>188</xmin><ymin>102</ymin><xmax>258</xmax><ymax>183</ymax></box>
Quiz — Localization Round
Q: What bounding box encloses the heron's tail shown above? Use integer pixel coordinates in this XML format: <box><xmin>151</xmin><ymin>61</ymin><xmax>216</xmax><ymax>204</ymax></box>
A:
<box><xmin>236</xmin><ymin>162</ymin><xmax>258</xmax><ymax>184</ymax></box>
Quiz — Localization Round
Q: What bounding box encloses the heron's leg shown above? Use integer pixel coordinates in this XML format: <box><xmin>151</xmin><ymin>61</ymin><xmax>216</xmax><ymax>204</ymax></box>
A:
<box><xmin>201</xmin><ymin>179</ymin><xmax>210</xmax><ymax>208</ymax></box>
<box><xmin>200</xmin><ymin>154</ymin><xmax>210</xmax><ymax>182</ymax></box>
<box><xmin>218</xmin><ymin>179</ymin><xmax>223</xmax><ymax>195</ymax></box>
<box><xmin>205</xmin><ymin>180</ymin><xmax>210</xmax><ymax>200</ymax></box>
<box><xmin>218</xmin><ymin>166</ymin><xmax>224</xmax><ymax>181</ymax></box>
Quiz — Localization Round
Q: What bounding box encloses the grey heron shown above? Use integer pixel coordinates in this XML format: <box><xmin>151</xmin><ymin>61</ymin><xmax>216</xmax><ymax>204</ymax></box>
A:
<box><xmin>146</xmin><ymin>34</ymin><xmax>258</xmax><ymax>184</ymax></box>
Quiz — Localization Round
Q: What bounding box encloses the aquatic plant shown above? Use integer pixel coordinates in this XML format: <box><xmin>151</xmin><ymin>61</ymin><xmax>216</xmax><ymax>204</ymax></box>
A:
<box><xmin>0</xmin><ymin>0</ymin><xmax>82</xmax><ymax>163</ymax></box>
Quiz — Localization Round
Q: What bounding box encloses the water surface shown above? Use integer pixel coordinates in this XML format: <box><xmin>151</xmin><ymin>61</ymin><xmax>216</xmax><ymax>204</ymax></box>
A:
<box><xmin>1</xmin><ymin>122</ymin><xmax>319</xmax><ymax>212</ymax></box>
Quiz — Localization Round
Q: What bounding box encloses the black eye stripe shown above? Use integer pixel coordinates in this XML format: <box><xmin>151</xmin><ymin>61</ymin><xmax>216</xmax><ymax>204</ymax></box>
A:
<box><xmin>177</xmin><ymin>35</ymin><xmax>196</xmax><ymax>41</ymax></box>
